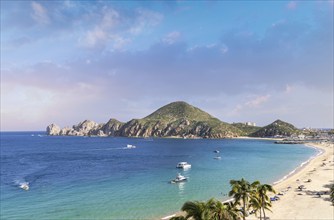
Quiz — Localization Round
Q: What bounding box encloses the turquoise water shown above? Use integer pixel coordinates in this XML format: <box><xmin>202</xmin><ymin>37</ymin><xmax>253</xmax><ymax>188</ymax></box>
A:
<box><xmin>0</xmin><ymin>132</ymin><xmax>317</xmax><ymax>219</ymax></box>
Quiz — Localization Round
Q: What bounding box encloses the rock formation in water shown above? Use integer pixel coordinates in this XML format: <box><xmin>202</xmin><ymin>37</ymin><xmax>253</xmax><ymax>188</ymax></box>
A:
<box><xmin>46</xmin><ymin>124</ymin><xmax>61</xmax><ymax>135</ymax></box>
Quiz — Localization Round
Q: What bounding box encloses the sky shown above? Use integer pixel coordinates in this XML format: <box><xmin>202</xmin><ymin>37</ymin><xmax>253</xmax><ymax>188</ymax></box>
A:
<box><xmin>1</xmin><ymin>0</ymin><xmax>333</xmax><ymax>131</ymax></box>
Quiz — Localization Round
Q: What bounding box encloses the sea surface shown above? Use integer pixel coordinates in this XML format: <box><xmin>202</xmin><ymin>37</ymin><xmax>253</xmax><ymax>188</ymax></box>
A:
<box><xmin>0</xmin><ymin>132</ymin><xmax>318</xmax><ymax>219</ymax></box>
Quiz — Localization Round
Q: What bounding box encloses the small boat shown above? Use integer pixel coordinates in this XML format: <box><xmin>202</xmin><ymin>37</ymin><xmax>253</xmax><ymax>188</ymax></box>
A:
<box><xmin>170</xmin><ymin>173</ymin><xmax>187</xmax><ymax>183</ymax></box>
<box><xmin>176</xmin><ymin>162</ymin><xmax>191</xmax><ymax>169</ymax></box>
<box><xmin>19</xmin><ymin>182</ymin><xmax>29</xmax><ymax>191</ymax></box>
<box><xmin>214</xmin><ymin>156</ymin><xmax>221</xmax><ymax>160</ymax></box>
<box><xmin>214</xmin><ymin>150</ymin><xmax>220</xmax><ymax>153</ymax></box>
<box><xmin>126</xmin><ymin>144</ymin><xmax>136</xmax><ymax>149</ymax></box>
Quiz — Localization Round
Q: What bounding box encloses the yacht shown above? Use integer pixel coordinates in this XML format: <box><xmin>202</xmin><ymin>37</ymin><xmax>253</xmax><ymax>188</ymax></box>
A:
<box><xmin>19</xmin><ymin>182</ymin><xmax>29</xmax><ymax>191</ymax></box>
<box><xmin>126</xmin><ymin>144</ymin><xmax>136</xmax><ymax>149</ymax></box>
<box><xmin>214</xmin><ymin>150</ymin><xmax>220</xmax><ymax>153</ymax></box>
<box><xmin>214</xmin><ymin>156</ymin><xmax>222</xmax><ymax>160</ymax></box>
<box><xmin>176</xmin><ymin>162</ymin><xmax>191</xmax><ymax>169</ymax></box>
<box><xmin>170</xmin><ymin>173</ymin><xmax>187</xmax><ymax>183</ymax></box>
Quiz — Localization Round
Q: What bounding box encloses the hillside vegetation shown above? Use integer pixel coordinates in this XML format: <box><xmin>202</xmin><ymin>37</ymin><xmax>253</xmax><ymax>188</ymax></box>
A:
<box><xmin>47</xmin><ymin>101</ymin><xmax>242</xmax><ymax>138</ymax></box>
<box><xmin>250</xmin><ymin>119</ymin><xmax>300</xmax><ymax>137</ymax></box>
<box><xmin>232</xmin><ymin>123</ymin><xmax>261</xmax><ymax>136</ymax></box>
<box><xmin>120</xmin><ymin>101</ymin><xmax>242</xmax><ymax>138</ymax></box>
<box><xmin>46</xmin><ymin>102</ymin><xmax>303</xmax><ymax>139</ymax></box>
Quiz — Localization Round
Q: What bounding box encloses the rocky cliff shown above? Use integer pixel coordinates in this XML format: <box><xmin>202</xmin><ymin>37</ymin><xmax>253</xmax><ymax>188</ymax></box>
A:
<box><xmin>46</xmin><ymin>101</ymin><xmax>242</xmax><ymax>138</ymax></box>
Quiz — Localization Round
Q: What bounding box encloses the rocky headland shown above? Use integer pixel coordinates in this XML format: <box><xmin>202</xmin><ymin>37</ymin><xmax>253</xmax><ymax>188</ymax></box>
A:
<box><xmin>46</xmin><ymin>101</ymin><xmax>242</xmax><ymax>138</ymax></box>
<box><xmin>46</xmin><ymin>101</ymin><xmax>302</xmax><ymax>139</ymax></box>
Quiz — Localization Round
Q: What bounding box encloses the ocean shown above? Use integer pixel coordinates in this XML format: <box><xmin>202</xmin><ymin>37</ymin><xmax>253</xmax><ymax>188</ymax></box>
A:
<box><xmin>0</xmin><ymin>132</ymin><xmax>318</xmax><ymax>219</ymax></box>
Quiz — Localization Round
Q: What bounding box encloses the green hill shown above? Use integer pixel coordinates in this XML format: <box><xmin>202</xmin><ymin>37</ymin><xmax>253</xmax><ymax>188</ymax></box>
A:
<box><xmin>143</xmin><ymin>101</ymin><xmax>216</xmax><ymax>122</ymax></box>
<box><xmin>119</xmin><ymin>101</ymin><xmax>242</xmax><ymax>138</ymax></box>
<box><xmin>250</xmin><ymin>119</ymin><xmax>300</xmax><ymax>137</ymax></box>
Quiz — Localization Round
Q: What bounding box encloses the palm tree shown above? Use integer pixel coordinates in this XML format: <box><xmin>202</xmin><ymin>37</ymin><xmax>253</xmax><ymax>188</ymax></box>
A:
<box><xmin>229</xmin><ymin>178</ymin><xmax>259</xmax><ymax>220</ymax></box>
<box><xmin>255</xmin><ymin>183</ymin><xmax>276</xmax><ymax>219</ymax></box>
<box><xmin>181</xmin><ymin>200</ymin><xmax>209</xmax><ymax>220</ymax></box>
<box><xmin>249</xmin><ymin>195</ymin><xmax>262</xmax><ymax>219</ymax></box>
<box><xmin>222</xmin><ymin>201</ymin><xmax>242</xmax><ymax>220</ymax></box>
<box><xmin>206</xmin><ymin>198</ymin><xmax>241</xmax><ymax>220</ymax></box>
<box><xmin>330</xmin><ymin>184</ymin><xmax>334</xmax><ymax>205</ymax></box>
<box><xmin>178</xmin><ymin>198</ymin><xmax>241</xmax><ymax>220</ymax></box>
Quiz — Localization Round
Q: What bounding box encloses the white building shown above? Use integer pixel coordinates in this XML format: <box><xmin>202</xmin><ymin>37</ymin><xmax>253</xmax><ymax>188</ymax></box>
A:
<box><xmin>245</xmin><ymin>122</ymin><xmax>256</xmax><ymax>126</ymax></box>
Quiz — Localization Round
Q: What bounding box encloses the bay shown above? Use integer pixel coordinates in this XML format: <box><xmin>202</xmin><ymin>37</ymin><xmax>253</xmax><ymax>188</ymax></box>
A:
<box><xmin>0</xmin><ymin>132</ymin><xmax>317</xmax><ymax>219</ymax></box>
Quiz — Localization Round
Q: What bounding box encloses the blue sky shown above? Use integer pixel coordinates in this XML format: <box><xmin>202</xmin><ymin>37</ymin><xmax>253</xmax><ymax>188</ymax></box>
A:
<box><xmin>1</xmin><ymin>0</ymin><xmax>333</xmax><ymax>131</ymax></box>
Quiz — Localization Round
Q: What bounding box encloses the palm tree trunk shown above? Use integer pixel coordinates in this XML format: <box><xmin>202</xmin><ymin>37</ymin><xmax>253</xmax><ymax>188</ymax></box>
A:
<box><xmin>262</xmin><ymin>196</ymin><xmax>266</xmax><ymax>220</ymax></box>
<box><xmin>243</xmin><ymin>197</ymin><xmax>246</xmax><ymax>220</ymax></box>
<box><xmin>259</xmin><ymin>208</ymin><xmax>262</xmax><ymax>220</ymax></box>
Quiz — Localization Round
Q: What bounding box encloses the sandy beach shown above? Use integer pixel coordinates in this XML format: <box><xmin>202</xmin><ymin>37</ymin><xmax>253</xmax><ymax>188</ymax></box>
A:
<box><xmin>162</xmin><ymin>141</ymin><xmax>334</xmax><ymax>220</ymax></box>
<box><xmin>252</xmin><ymin>141</ymin><xmax>334</xmax><ymax>220</ymax></box>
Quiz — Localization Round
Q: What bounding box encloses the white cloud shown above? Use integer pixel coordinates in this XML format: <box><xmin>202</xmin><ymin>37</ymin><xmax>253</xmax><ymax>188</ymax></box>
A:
<box><xmin>230</xmin><ymin>94</ymin><xmax>271</xmax><ymax>117</ymax></box>
<box><xmin>80</xmin><ymin>7</ymin><xmax>145</xmax><ymax>50</ymax></box>
<box><xmin>162</xmin><ymin>31</ymin><xmax>181</xmax><ymax>44</ymax></box>
<box><xmin>285</xmin><ymin>84</ymin><xmax>293</xmax><ymax>94</ymax></box>
<box><xmin>31</xmin><ymin>1</ymin><xmax>50</xmax><ymax>24</ymax></box>
<box><xmin>206</xmin><ymin>44</ymin><xmax>216</xmax><ymax>48</ymax></box>
<box><xmin>101</xmin><ymin>8</ymin><xmax>120</xmax><ymax>29</ymax></box>
<box><xmin>80</xmin><ymin>8</ymin><xmax>120</xmax><ymax>49</ymax></box>
<box><xmin>245</xmin><ymin>95</ymin><xmax>271</xmax><ymax>108</ymax></box>
<box><xmin>231</xmin><ymin>95</ymin><xmax>271</xmax><ymax>116</ymax></box>
<box><xmin>271</xmin><ymin>19</ymin><xmax>286</xmax><ymax>28</ymax></box>
<box><xmin>231</xmin><ymin>104</ymin><xmax>243</xmax><ymax>116</ymax></box>
<box><xmin>82</xmin><ymin>27</ymin><xmax>108</xmax><ymax>48</ymax></box>
<box><xmin>110</xmin><ymin>35</ymin><xmax>131</xmax><ymax>50</ymax></box>
<box><xmin>220</xmin><ymin>44</ymin><xmax>229</xmax><ymax>54</ymax></box>
<box><xmin>62</xmin><ymin>0</ymin><xmax>76</xmax><ymax>9</ymax></box>
<box><xmin>81</xmin><ymin>31</ymin><xmax>130</xmax><ymax>50</ymax></box>
<box><xmin>129</xmin><ymin>8</ymin><xmax>163</xmax><ymax>35</ymax></box>
<box><xmin>187</xmin><ymin>43</ymin><xmax>228</xmax><ymax>53</ymax></box>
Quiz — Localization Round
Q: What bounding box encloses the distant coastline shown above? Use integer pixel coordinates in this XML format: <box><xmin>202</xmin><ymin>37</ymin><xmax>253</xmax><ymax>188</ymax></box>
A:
<box><xmin>46</xmin><ymin>101</ymin><xmax>327</xmax><ymax>140</ymax></box>
<box><xmin>233</xmin><ymin>136</ymin><xmax>283</xmax><ymax>141</ymax></box>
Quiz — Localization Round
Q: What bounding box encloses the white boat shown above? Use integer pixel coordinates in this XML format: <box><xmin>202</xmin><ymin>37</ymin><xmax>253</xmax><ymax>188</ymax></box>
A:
<box><xmin>19</xmin><ymin>182</ymin><xmax>29</xmax><ymax>191</ymax></box>
<box><xmin>214</xmin><ymin>150</ymin><xmax>220</xmax><ymax>153</ymax></box>
<box><xmin>176</xmin><ymin>162</ymin><xmax>191</xmax><ymax>169</ymax></box>
<box><xmin>126</xmin><ymin>144</ymin><xmax>136</xmax><ymax>149</ymax></box>
<box><xmin>214</xmin><ymin>156</ymin><xmax>221</xmax><ymax>160</ymax></box>
<box><xmin>170</xmin><ymin>173</ymin><xmax>187</xmax><ymax>183</ymax></box>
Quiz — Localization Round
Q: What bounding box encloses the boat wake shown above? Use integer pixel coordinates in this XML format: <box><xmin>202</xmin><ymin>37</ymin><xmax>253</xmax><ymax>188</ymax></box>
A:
<box><xmin>14</xmin><ymin>179</ymin><xmax>30</xmax><ymax>191</ymax></box>
<box><xmin>123</xmin><ymin>144</ymin><xmax>137</xmax><ymax>149</ymax></box>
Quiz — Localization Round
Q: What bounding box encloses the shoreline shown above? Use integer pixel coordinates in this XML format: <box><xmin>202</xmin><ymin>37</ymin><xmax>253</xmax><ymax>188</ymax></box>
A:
<box><xmin>270</xmin><ymin>141</ymin><xmax>331</xmax><ymax>190</ymax></box>
<box><xmin>271</xmin><ymin>143</ymin><xmax>324</xmax><ymax>186</ymax></box>
<box><xmin>233</xmin><ymin>136</ymin><xmax>284</xmax><ymax>141</ymax></box>
<box><xmin>260</xmin><ymin>141</ymin><xmax>334</xmax><ymax>219</ymax></box>
<box><xmin>160</xmin><ymin>141</ymin><xmax>334</xmax><ymax>220</ymax></box>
